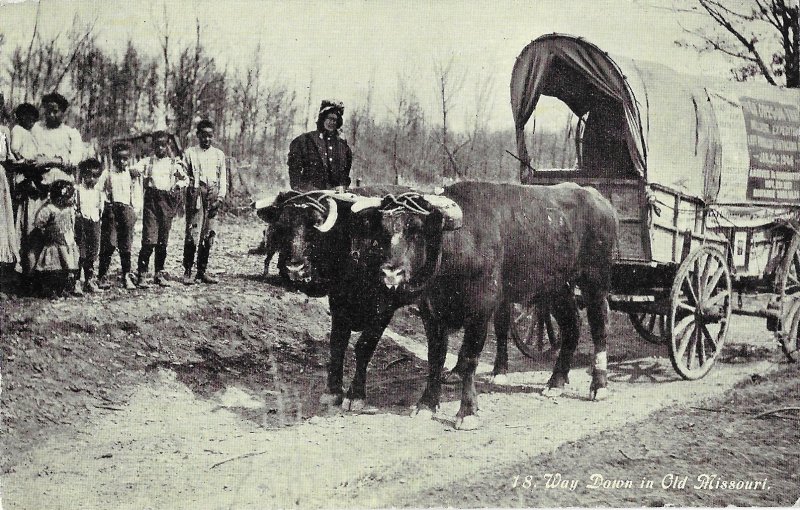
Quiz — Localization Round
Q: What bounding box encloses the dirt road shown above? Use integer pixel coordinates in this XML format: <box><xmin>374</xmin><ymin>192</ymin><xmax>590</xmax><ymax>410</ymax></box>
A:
<box><xmin>0</xmin><ymin>216</ymin><xmax>785</xmax><ymax>509</ymax></box>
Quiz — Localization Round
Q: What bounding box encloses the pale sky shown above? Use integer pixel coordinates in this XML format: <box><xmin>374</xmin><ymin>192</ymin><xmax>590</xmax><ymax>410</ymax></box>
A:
<box><xmin>0</xmin><ymin>0</ymin><xmax>733</xmax><ymax>132</ymax></box>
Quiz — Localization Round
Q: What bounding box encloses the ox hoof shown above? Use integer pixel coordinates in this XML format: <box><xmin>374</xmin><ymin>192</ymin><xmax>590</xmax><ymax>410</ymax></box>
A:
<box><xmin>320</xmin><ymin>392</ymin><xmax>344</xmax><ymax>406</ymax></box>
<box><xmin>590</xmin><ymin>387</ymin><xmax>609</xmax><ymax>401</ymax></box>
<box><xmin>491</xmin><ymin>374</ymin><xmax>509</xmax><ymax>385</ymax></box>
<box><xmin>454</xmin><ymin>415</ymin><xmax>481</xmax><ymax>431</ymax></box>
<box><xmin>542</xmin><ymin>386</ymin><xmax>564</xmax><ymax>398</ymax></box>
<box><xmin>411</xmin><ymin>407</ymin><xmax>435</xmax><ymax>420</ymax></box>
<box><xmin>341</xmin><ymin>398</ymin><xmax>378</xmax><ymax>414</ymax></box>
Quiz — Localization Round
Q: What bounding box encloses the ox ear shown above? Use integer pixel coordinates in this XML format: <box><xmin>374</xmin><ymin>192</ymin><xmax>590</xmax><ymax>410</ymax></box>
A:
<box><xmin>351</xmin><ymin>196</ymin><xmax>383</xmax><ymax>213</ymax></box>
<box><xmin>314</xmin><ymin>197</ymin><xmax>338</xmax><ymax>232</ymax></box>
<box><xmin>250</xmin><ymin>190</ymin><xmax>283</xmax><ymax>211</ymax></box>
<box><xmin>252</xmin><ymin>190</ymin><xmax>286</xmax><ymax>223</ymax></box>
<box><xmin>422</xmin><ymin>195</ymin><xmax>462</xmax><ymax>230</ymax></box>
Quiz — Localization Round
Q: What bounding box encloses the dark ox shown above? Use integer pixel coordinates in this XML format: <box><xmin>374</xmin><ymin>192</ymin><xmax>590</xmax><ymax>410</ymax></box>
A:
<box><xmin>351</xmin><ymin>181</ymin><xmax>618</xmax><ymax>429</ymax></box>
<box><xmin>253</xmin><ymin>187</ymin><xmax>409</xmax><ymax>411</ymax></box>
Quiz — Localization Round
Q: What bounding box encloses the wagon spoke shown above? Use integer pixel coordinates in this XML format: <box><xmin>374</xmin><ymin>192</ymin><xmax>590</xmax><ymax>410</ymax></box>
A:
<box><xmin>704</xmin><ymin>290</ymin><xmax>729</xmax><ymax>309</ymax></box>
<box><xmin>700</xmin><ymin>254</ymin><xmax>714</xmax><ymax>297</ymax></box>
<box><xmin>700</xmin><ymin>322</ymin><xmax>717</xmax><ymax>351</ymax></box>
<box><xmin>524</xmin><ymin>314</ymin><xmax>538</xmax><ymax>346</ymax></box>
<box><xmin>697</xmin><ymin>332</ymin><xmax>707</xmax><ymax>366</ymax></box>
<box><xmin>686</xmin><ymin>328</ymin><xmax>699</xmax><ymax>370</ymax></box>
<box><xmin>544</xmin><ymin>314</ymin><xmax>557</xmax><ymax>346</ymax></box>
<box><xmin>677</xmin><ymin>324</ymin><xmax>697</xmax><ymax>363</ymax></box>
<box><xmin>676</xmin><ymin>300</ymin><xmax>696</xmax><ymax>313</ymax></box>
<box><xmin>682</xmin><ymin>278</ymin><xmax>699</xmax><ymax>306</ymax></box>
<box><xmin>704</xmin><ymin>267</ymin><xmax>725</xmax><ymax>300</ymax></box>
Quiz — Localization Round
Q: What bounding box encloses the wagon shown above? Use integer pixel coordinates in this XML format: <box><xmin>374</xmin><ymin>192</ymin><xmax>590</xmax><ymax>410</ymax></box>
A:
<box><xmin>509</xmin><ymin>34</ymin><xmax>800</xmax><ymax>378</ymax></box>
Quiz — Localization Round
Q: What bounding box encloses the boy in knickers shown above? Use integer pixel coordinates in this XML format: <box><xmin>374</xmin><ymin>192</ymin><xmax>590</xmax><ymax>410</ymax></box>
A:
<box><xmin>134</xmin><ymin>131</ymin><xmax>188</xmax><ymax>288</ymax></box>
<box><xmin>97</xmin><ymin>142</ymin><xmax>141</xmax><ymax>290</ymax></box>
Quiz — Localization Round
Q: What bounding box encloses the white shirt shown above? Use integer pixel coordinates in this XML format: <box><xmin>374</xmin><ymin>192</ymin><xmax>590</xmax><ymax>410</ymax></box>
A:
<box><xmin>104</xmin><ymin>168</ymin><xmax>142</xmax><ymax>209</ymax></box>
<box><xmin>183</xmin><ymin>145</ymin><xmax>227</xmax><ymax>198</ymax></box>
<box><xmin>10</xmin><ymin>125</ymin><xmax>38</xmax><ymax>160</ymax></box>
<box><xmin>76</xmin><ymin>183</ymin><xmax>104</xmax><ymax>222</ymax></box>
<box><xmin>133</xmin><ymin>156</ymin><xmax>188</xmax><ymax>192</ymax></box>
<box><xmin>30</xmin><ymin>121</ymin><xmax>84</xmax><ymax>184</ymax></box>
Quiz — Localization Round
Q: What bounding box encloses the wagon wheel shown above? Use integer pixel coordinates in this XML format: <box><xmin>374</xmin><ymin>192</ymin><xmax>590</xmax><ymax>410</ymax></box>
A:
<box><xmin>510</xmin><ymin>303</ymin><xmax>560</xmax><ymax>358</ymax></box>
<box><xmin>775</xmin><ymin>233</ymin><xmax>800</xmax><ymax>298</ymax></box>
<box><xmin>668</xmin><ymin>246</ymin><xmax>732</xmax><ymax>380</ymax></box>
<box><xmin>628</xmin><ymin>312</ymin><xmax>669</xmax><ymax>344</ymax></box>
<box><xmin>780</xmin><ymin>300</ymin><xmax>800</xmax><ymax>363</ymax></box>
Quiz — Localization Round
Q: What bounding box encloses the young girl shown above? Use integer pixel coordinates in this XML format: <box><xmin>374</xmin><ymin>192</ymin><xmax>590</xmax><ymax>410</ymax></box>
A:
<box><xmin>29</xmin><ymin>180</ymin><xmax>80</xmax><ymax>296</ymax></box>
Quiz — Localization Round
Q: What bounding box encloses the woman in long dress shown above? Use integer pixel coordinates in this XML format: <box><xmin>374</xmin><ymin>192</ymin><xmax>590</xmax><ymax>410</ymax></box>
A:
<box><xmin>0</xmin><ymin>103</ymin><xmax>21</xmax><ymax>292</ymax></box>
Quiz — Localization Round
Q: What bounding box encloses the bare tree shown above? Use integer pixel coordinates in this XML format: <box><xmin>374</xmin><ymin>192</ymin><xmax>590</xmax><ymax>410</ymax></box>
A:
<box><xmin>675</xmin><ymin>0</ymin><xmax>799</xmax><ymax>87</ymax></box>
<box><xmin>433</xmin><ymin>55</ymin><xmax>467</xmax><ymax>180</ymax></box>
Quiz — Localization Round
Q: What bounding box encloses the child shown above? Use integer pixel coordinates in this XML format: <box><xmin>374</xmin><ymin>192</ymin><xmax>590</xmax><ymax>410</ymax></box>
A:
<box><xmin>74</xmin><ymin>158</ymin><xmax>105</xmax><ymax>294</ymax></box>
<box><xmin>97</xmin><ymin>142</ymin><xmax>141</xmax><ymax>290</ymax></box>
<box><xmin>11</xmin><ymin>103</ymin><xmax>40</xmax><ymax>163</ymax></box>
<box><xmin>182</xmin><ymin>120</ymin><xmax>227</xmax><ymax>284</ymax></box>
<box><xmin>29</xmin><ymin>180</ymin><xmax>79</xmax><ymax>296</ymax></box>
<box><xmin>134</xmin><ymin>131</ymin><xmax>188</xmax><ymax>288</ymax></box>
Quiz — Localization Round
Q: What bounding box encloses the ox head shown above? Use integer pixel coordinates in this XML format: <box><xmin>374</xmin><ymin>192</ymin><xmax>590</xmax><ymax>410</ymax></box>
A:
<box><xmin>251</xmin><ymin>190</ymin><xmax>344</xmax><ymax>295</ymax></box>
<box><xmin>350</xmin><ymin>192</ymin><xmax>462</xmax><ymax>296</ymax></box>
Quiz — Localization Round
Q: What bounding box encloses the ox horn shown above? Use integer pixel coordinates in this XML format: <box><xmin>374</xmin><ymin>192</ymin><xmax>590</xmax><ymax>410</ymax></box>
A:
<box><xmin>351</xmin><ymin>196</ymin><xmax>383</xmax><ymax>213</ymax></box>
<box><xmin>314</xmin><ymin>197</ymin><xmax>338</xmax><ymax>232</ymax></box>
<box><xmin>423</xmin><ymin>195</ymin><xmax>463</xmax><ymax>230</ymax></box>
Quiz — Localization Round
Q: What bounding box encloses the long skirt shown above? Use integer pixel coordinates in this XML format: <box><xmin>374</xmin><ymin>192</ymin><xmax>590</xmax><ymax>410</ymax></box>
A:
<box><xmin>0</xmin><ymin>164</ymin><xmax>19</xmax><ymax>266</ymax></box>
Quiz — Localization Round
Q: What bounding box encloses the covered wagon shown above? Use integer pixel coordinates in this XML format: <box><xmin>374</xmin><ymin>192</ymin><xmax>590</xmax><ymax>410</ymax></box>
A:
<box><xmin>510</xmin><ymin>33</ymin><xmax>800</xmax><ymax>377</ymax></box>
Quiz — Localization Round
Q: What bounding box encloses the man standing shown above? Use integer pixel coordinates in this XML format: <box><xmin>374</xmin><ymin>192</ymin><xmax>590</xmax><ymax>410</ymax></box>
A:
<box><xmin>255</xmin><ymin>100</ymin><xmax>353</xmax><ymax>277</ymax></box>
<box><xmin>287</xmin><ymin>99</ymin><xmax>352</xmax><ymax>191</ymax></box>
<box><xmin>182</xmin><ymin>120</ymin><xmax>226</xmax><ymax>285</ymax></box>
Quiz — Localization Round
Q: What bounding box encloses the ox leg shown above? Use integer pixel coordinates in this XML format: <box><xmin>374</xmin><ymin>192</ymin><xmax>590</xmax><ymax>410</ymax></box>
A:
<box><xmin>343</xmin><ymin>318</ymin><xmax>391</xmax><ymax>413</ymax></box>
<box><xmin>584</xmin><ymin>286</ymin><xmax>610</xmax><ymax>401</ymax></box>
<box><xmin>491</xmin><ymin>299</ymin><xmax>511</xmax><ymax>384</ymax></box>
<box><xmin>442</xmin><ymin>343</ymin><xmax>468</xmax><ymax>385</ymax></box>
<box><xmin>544</xmin><ymin>288</ymin><xmax>580</xmax><ymax>397</ymax></box>
<box><xmin>413</xmin><ymin>312</ymin><xmax>448</xmax><ymax>418</ymax></box>
<box><xmin>322</xmin><ymin>316</ymin><xmax>350</xmax><ymax>406</ymax></box>
<box><xmin>455</xmin><ymin>312</ymin><xmax>492</xmax><ymax>430</ymax></box>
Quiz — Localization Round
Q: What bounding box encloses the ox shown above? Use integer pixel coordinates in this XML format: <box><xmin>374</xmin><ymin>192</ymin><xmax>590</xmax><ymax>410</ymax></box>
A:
<box><xmin>350</xmin><ymin>181</ymin><xmax>618</xmax><ymax>429</ymax></box>
<box><xmin>253</xmin><ymin>187</ymin><xmax>410</xmax><ymax>411</ymax></box>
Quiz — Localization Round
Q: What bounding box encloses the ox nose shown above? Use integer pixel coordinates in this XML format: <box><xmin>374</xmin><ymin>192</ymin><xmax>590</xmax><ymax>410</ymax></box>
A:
<box><xmin>286</xmin><ymin>262</ymin><xmax>309</xmax><ymax>282</ymax></box>
<box><xmin>381</xmin><ymin>266</ymin><xmax>405</xmax><ymax>290</ymax></box>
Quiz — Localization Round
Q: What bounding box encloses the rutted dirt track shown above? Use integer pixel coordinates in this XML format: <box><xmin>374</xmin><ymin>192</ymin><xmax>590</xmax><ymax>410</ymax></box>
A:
<box><xmin>0</xmin><ymin>216</ymin><xmax>791</xmax><ymax>509</ymax></box>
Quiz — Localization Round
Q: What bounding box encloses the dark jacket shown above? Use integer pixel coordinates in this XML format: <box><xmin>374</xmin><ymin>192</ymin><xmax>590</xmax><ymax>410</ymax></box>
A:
<box><xmin>287</xmin><ymin>130</ymin><xmax>352</xmax><ymax>191</ymax></box>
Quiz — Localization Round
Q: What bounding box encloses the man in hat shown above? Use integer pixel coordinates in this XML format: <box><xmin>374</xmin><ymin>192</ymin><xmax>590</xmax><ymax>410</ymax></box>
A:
<box><xmin>255</xmin><ymin>100</ymin><xmax>353</xmax><ymax>276</ymax></box>
<box><xmin>287</xmin><ymin>99</ymin><xmax>352</xmax><ymax>191</ymax></box>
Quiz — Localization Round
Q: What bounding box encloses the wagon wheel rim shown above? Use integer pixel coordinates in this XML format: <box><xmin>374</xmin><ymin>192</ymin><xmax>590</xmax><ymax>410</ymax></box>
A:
<box><xmin>777</xmin><ymin>235</ymin><xmax>800</xmax><ymax>298</ymax></box>
<box><xmin>628</xmin><ymin>312</ymin><xmax>669</xmax><ymax>344</ymax></box>
<box><xmin>780</xmin><ymin>300</ymin><xmax>800</xmax><ymax>363</ymax></box>
<box><xmin>511</xmin><ymin>303</ymin><xmax>559</xmax><ymax>358</ymax></box>
<box><xmin>668</xmin><ymin>247</ymin><xmax>732</xmax><ymax>380</ymax></box>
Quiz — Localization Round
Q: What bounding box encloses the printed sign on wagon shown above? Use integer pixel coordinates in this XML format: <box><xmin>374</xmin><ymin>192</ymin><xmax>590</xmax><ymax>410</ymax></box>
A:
<box><xmin>741</xmin><ymin>97</ymin><xmax>800</xmax><ymax>202</ymax></box>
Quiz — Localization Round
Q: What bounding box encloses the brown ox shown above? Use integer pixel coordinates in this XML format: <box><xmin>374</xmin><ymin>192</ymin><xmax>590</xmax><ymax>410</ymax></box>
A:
<box><xmin>351</xmin><ymin>181</ymin><xmax>618</xmax><ymax>429</ymax></box>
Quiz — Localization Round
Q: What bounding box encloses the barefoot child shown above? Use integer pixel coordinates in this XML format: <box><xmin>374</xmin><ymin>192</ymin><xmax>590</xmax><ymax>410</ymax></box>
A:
<box><xmin>74</xmin><ymin>158</ymin><xmax>105</xmax><ymax>294</ymax></box>
<box><xmin>134</xmin><ymin>131</ymin><xmax>188</xmax><ymax>288</ymax></box>
<box><xmin>29</xmin><ymin>180</ymin><xmax>79</xmax><ymax>296</ymax></box>
<box><xmin>97</xmin><ymin>142</ymin><xmax>141</xmax><ymax>290</ymax></box>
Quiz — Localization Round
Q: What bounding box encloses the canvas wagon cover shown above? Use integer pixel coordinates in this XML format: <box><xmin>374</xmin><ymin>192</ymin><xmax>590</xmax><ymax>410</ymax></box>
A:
<box><xmin>511</xmin><ymin>34</ymin><xmax>800</xmax><ymax>206</ymax></box>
